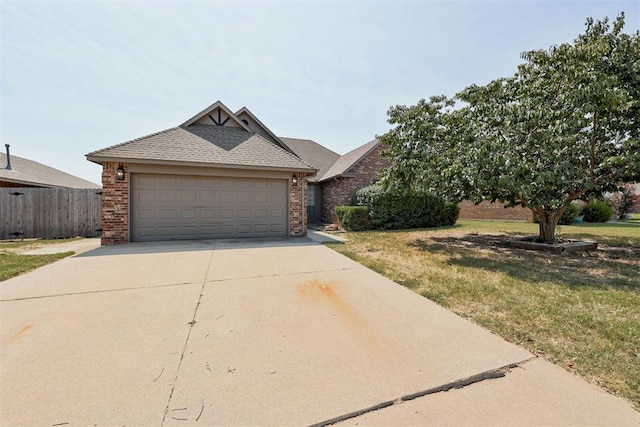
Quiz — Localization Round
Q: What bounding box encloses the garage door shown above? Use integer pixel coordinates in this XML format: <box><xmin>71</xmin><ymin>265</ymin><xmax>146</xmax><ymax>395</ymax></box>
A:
<box><xmin>131</xmin><ymin>174</ymin><xmax>287</xmax><ymax>241</ymax></box>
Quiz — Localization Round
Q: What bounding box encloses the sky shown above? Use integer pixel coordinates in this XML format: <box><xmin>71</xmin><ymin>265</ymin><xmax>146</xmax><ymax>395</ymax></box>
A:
<box><xmin>1</xmin><ymin>0</ymin><xmax>638</xmax><ymax>185</ymax></box>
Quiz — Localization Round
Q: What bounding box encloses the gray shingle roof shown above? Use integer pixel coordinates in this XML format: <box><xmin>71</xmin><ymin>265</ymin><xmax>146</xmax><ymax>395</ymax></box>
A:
<box><xmin>318</xmin><ymin>138</ymin><xmax>381</xmax><ymax>182</ymax></box>
<box><xmin>279</xmin><ymin>137</ymin><xmax>341</xmax><ymax>183</ymax></box>
<box><xmin>86</xmin><ymin>125</ymin><xmax>315</xmax><ymax>172</ymax></box>
<box><xmin>0</xmin><ymin>152</ymin><xmax>100</xmax><ymax>188</ymax></box>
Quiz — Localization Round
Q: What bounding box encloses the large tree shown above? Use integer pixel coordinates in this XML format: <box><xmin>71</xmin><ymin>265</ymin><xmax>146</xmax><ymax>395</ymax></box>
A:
<box><xmin>380</xmin><ymin>14</ymin><xmax>640</xmax><ymax>243</ymax></box>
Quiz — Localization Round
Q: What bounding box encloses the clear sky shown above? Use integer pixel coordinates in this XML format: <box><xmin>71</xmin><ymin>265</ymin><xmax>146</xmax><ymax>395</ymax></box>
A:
<box><xmin>1</xmin><ymin>0</ymin><xmax>638</xmax><ymax>184</ymax></box>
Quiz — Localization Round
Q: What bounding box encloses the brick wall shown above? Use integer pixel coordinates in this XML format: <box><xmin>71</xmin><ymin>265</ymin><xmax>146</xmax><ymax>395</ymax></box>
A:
<box><xmin>321</xmin><ymin>144</ymin><xmax>390</xmax><ymax>223</ymax></box>
<box><xmin>458</xmin><ymin>200</ymin><xmax>534</xmax><ymax>222</ymax></box>
<box><xmin>101</xmin><ymin>162</ymin><xmax>129</xmax><ymax>245</ymax></box>
<box><xmin>289</xmin><ymin>173</ymin><xmax>307</xmax><ymax>236</ymax></box>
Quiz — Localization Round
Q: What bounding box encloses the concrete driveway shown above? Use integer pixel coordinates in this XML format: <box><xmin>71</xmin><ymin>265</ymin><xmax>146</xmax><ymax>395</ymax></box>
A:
<box><xmin>1</xmin><ymin>238</ymin><xmax>638</xmax><ymax>426</ymax></box>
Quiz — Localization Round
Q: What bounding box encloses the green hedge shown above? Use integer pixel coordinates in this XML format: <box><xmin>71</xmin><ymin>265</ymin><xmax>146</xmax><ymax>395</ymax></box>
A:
<box><xmin>349</xmin><ymin>185</ymin><xmax>459</xmax><ymax>230</ymax></box>
<box><xmin>334</xmin><ymin>206</ymin><xmax>371</xmax><ymax>231</ymax></box>
<box><xmin>559</xmin><ymin>203</ymin><xmax>581</xmax><ymax>225</ymax></box>
<box><xmin>582</xmin><ymin>200</ymin><xmax>613</xmax><ymax>223</ymax></box>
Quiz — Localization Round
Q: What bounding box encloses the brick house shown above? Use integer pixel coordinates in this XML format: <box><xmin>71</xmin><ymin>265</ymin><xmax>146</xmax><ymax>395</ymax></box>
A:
<box><xmin>86</xmin><ymin>101</ymin><xmax>394</xmax><ymax>244</ymax></box>
<box><xmin>281</xmin><ymin>138</ymin><xmax>390</xmax><ymax>224</ymax></box>
<box><xmin>87</xmin><ymin>101</ymin><xmax>316</xmax><ymax>244</ymax></box>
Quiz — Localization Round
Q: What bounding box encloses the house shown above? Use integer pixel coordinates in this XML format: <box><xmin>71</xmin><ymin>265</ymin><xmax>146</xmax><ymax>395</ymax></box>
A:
<box><xmin>87</xmin><ymin>101</ymin><xmax>315</xmax><ymax>244</ymax></box>
<box><xmin>86</xmin><ymin>101</ymin><xmax>389</xmax><ymax>244</ymax></box>
<box><xmin>1</xmin><ymin>146</ymin><xmax>100</xmax><ymax>189</ymax></box>
<box><xmin>281</xmin><ymin>138</ymin><xmax>389</xmax><ymax>223</ymax></box>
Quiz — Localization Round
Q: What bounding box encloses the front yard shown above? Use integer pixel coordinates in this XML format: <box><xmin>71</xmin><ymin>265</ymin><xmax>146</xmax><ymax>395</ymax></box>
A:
<box><xmin>326</xmin><ymin>220</ymin><xmax>640</xmax><ymax>410</ymax></box>
<box><xmin>0</xmin><ymin>239</ymin><xmax>78</xmax><ymax>282</ymax></box>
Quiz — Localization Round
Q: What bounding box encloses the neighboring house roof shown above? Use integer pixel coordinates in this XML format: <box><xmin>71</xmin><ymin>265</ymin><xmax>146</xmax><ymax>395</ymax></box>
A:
<box><xmin>317</xmin><ymin>138</ymin><xmax>381</xmax><ymax>182</ymax></box>
<box><xmin>86</xmin><ymin>125</ymin><xmax>314</xmax><ymax>172</ymax></box>
<box><xmin>0</xmin><ymin>152</ymin><xmax>100</xmax><ymax>188</ymax></box>
<box><xmin>279</xmin><ymin>137</ymin><xmax>341</xmax><ymax>183</ymax></box>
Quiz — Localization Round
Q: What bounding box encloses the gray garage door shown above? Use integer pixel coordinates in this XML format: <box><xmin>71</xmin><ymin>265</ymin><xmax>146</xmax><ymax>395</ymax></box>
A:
<box><xmin>131</xmin><ymin>174</ymin><xmax>287</xmax><ymax>241</ymax></box>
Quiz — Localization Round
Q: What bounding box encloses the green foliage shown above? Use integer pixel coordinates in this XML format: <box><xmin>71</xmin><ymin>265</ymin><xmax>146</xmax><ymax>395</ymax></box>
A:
<box><xmin>351</xmin><ymin>185</ymin><xmax>459</xmax><ymax>230</ymax></box>
<box><xmin>0</xmin><ymin>252</ymin><xmax>73</xmax><ymax>282</ymax></box>
<box><xmin>558</xmin><ymin>204</ymin><xmax>581</xmax><ymax>225</ymax></box>
<box><xmin>379</xmin><ymin>14</ymin><xmax>640</xmax><ymax>243</ymax></box>
<box><xmin>350</xmin><ymin>184</ymin><xmax>384</xmax><ymax>207</ymax></box>
<box><xmin>582</xmin><ymin>201</ymin><xmax>614</xmax><ymax>222</ymax></box>
<box><xmin>334</xmin><ymin>206</ymin><xmax>371</xmax><ymax>231</ymax></box>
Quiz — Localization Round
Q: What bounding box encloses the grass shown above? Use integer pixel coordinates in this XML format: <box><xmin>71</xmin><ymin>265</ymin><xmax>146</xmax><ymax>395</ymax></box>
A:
<box><xmin>0</xmin><ymin>252</ymin><xmax>74</xmax><ymax>282</ymax></box>
<box><xmin>0</xmin><ymin>238</ymin><xmax>81</xmax><ymax>281</ymax></box>
<box><xmin>326</xmin><ymin>219</ymin><xmax>640</xmax><ymax>410</ymax></box>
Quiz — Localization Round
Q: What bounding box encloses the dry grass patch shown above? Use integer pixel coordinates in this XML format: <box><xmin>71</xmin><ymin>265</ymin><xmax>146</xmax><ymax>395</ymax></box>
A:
<box><xmin>327</xmin><ymin>220</ymin><xmax>640</xmax><ymax>410</ymax></box>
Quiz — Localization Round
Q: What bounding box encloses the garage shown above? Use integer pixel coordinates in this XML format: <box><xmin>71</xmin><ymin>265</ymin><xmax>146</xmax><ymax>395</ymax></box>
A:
<box><xmin>87</xmin><ymin>101</ymin><xmax>315</xmax><ymax>244</ymax></box>
<box><xmin>131</xmin><ymin>174</ymin><xmax>287</xmax><ymax>241</ymax></box>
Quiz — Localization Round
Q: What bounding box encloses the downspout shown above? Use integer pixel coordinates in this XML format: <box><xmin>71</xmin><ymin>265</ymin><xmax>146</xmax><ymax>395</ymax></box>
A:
<box><xmin>301</xmin><ymin>175</ymin><xmax>306</xmax><ymax>236</ymax></box>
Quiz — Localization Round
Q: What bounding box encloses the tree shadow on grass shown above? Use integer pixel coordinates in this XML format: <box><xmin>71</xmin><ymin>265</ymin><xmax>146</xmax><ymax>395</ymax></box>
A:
<box><xmin>409</xmin><ymin>233</ymin><xmax>640</xmax><ymax>291</ymax></box>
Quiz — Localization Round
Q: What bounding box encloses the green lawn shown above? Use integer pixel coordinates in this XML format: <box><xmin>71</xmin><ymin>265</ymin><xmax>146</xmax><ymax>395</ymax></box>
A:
<box><xmin>0</xmin><ymin>252</ymin><xmax>74</xmax><ymax>282</ymax></box>
<box><xmin>0</xmin><ymin>238</ymin><xmax>80</xmax><ymax>282</ymax></box>
<box><xmin>326</xmin><ymin>219</ymin><xmax>640</xmax><ymax>410</ymax></box>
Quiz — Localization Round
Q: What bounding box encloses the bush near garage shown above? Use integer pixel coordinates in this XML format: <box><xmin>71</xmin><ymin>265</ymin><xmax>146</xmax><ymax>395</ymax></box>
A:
<box><xmin>334</xmin><ymin>206</ymin><xmax>371</xmax><ymax>231</ymax></box>
<box><xmin>349</xmin><ymin>185</ymin><xmax>459</xmax><ymax>230</ymax></box>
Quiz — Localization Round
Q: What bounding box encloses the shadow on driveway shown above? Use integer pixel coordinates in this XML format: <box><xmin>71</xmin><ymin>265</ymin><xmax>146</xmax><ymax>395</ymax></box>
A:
<box><xmin>75</xmin><ymin>236</ymin><xmax>318</xmax><ymax>257</ymax></box>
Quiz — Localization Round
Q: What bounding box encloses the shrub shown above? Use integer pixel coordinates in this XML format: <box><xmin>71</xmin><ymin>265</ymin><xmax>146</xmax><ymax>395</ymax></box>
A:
<box><xmin>582</xmin><ymin>200</ymin><xmax>613</xmax><ymax>223</ymax></box>
<box><xmin>558</xmin><ymin>203</ymin><xmax>581</xmax><ymax>225</ymax></box>
<box><xmin>351</xmin><ymin>184</ymin><xmax>384</xmax><ymax>207</ymax></box>
<box><xmin>334</xmin><ymin>206</ymin><xmax>371</xmax><ymax>231</ymax></box>
<box><xmin>350</xmin><ymin>185</ymin><xmax>459</xmax><ymax>230</ymax></box>
<box><xmin>442</xmin><ymin>202</ymin><xmax>461</xmax><ymax>226</ymax></box>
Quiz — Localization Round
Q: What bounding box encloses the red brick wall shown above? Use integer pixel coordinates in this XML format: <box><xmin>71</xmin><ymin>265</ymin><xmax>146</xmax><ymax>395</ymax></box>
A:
<box><xmin>289</xmin><ymin>173</ymin><xmax>306</xmax><ymax>236</ymax></box>
<box><xmin>101</xmin><ymin>162</ymin><xmax>129</xmax><ymax>245</ymax></box>
<box><xmin>458</xmin><ymin>200</ymin><xmax>534</xmax><ymax>222</ymax></box>
<box><xmin>321</xmin><ymin>144</ymin><xmax>390</xmax><ymax>223</ymax></box>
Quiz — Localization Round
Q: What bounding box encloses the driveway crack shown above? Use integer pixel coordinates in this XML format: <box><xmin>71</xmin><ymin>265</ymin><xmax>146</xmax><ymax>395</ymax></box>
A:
<box><xmin>0</xmin><ymin>282</ymin><xmax>201</xmax><ymax>302</ymax></box>
<box><xmin>161</xmin><ymin>247</ymin><xmax>216</xmax><ymax>425</ymax></box>
<box><xmin>309</xmin><ymin>358</ymin><xmax>537</xmax><ymax>427</ymax></box>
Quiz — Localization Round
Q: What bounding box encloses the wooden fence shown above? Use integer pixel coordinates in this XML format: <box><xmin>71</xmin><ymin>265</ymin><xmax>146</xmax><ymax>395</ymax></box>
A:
<box><xmin>1</xmin><ymin>187</ymin><xmax>102</xmax><ymax>240</ymax></box>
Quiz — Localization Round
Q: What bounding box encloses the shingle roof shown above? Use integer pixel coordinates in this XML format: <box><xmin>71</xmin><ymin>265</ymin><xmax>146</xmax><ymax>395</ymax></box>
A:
<box><xmin>318</xmin><ymin>138</ymin><xmax>381</xmax><ymax>182</ymax></box>
<box><xmin>236</xmin><ymin>107</ymin><xmax>288</xmax><ymax>149</ymax></box>
<box><xmin>279</xmin><ymin>137</ymin><xmax>341</xmax><ymax>183</ymax></box>
<box><xmin>86</xmin><ymin>125</ymin><xmax>314</xmax><ymax>172</ymax></box>
<box><xmin>0</xmin><ymin>152</ymin><xmax>100</xmax><ymax>188</ymax></box>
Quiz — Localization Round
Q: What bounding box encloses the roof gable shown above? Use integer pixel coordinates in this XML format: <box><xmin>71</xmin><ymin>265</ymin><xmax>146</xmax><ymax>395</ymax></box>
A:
<box><xmin>87</xmin><ymin>100</ymin><xmax>325</xmax><ymax>173</ymax></box>
<box><xmin>319</xmin><ymin>138</ymin><xmax>381</xmax><ymax>182</ymax></box>
<box><xmin>181</xmin><ymin>100</ymin><xmax>250</xmax><ymax>130</ymax></box>
<box><xmin>235</xmin><ymin>107</ymin><xmax>289</xmax><ymax>150</ymax></box>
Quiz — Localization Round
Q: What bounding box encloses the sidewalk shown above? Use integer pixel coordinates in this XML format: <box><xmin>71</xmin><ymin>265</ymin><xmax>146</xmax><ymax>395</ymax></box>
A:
<box><xmin>21</xmin><ymin>237</ymin><xmax>101</xmax><ymax>255</ymax></box>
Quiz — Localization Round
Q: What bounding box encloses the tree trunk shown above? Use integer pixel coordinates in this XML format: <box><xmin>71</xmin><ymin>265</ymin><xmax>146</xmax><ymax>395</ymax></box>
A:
<box><xmin>538</xmin><ymin>210</ymin><xmax>558</xmax><ymax>243</ymax></box>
